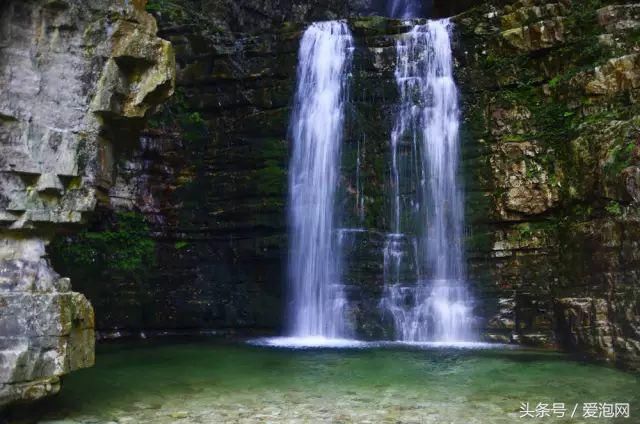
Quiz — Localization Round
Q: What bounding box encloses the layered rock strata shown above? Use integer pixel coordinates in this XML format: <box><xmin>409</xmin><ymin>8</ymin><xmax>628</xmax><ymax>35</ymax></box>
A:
<box><xmin>0</xmin><ymin>0</ymin><xmax>174</xmax><ymax>404</ymax></box>
<box><xmin>47</xmin><ymin>0</ymin><xmax>640</xmax><ymax>370</ymax></box>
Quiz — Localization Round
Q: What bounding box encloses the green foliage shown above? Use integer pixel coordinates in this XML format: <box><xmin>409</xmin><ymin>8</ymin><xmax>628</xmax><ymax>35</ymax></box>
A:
<box><xmin>516</xmin><ymin>223</ymin><xmax>534</xmax><ymax>240</ymax></box>
<box><xmin>547</xmin><ymin>76</ymin><xmax>561</xmax><ymax>89</ymax></box>
<box><xmin>465</xmin><ymin>230</ymin><xmax>492</xmax><ymax>252</ymax></box>
<box><xmin>181</xmin><ymin>112</ymin><xmax>207</xmax><ymax>143</ymax></box>
<box><xmin>256</xmin><ymin>160</ymin><xmax>286</xmax><ymax>196</ymax></box>
<box><xmin>50</xmin><ymin>212</ymin><xmax>156</xmax><ymax>281</ymax></box>
<box><xmin>604</xmin><ymin>141</ymin><xmax>635</xmax><ymax>177</ymax></box>
<box><xmin>564</xmin><ymin>0</ymin><xmax>603</xmax><ymax>40</ymax></box>
<box><xmin>145</xmin><ymin>0</ymin><xmax>166</xmax><ymax>12</ymax></box>
<box><xmin>483</xmin><ymin>221</ymin><xmax>561</xmax><ymax>253</ymax></box>
<box><xmin>568</xmin><ymin>203</ymin><xmax>594</xmax><ymax>220</ymax></box>
<box><xmin>605</xmin><ymin>201</ymin><xmax>623</xmax><ymax>217</ymax></box>
<box><xmin>174</xmin><ymin>240</ymin><xmax>189</xmax><ymax>250</ymax></box>
<box><xmin>149</xmin><ymin>89</ymin><xmax>209</xmax><ymax>146</ymax></box>
<box><xmin>626</xmin><ymin>27</ymin><xmax>640</xmax><ymax>46</ymax></box>
<box><xmin>145</xmin><ymin>0</ymin><xmax>183</xmax><ymax>20</ymax></box>
<box><xmin>498</xmin><ymin>86</ymin><xmax>574</xmax><ymax>145</ymax></box>
<box><xmin>146</xmin><ymin>0</ymin><xmax>223</xmax><ymax>32</ymax></box>
<box><xmin>481</xmin><ymin>52</ymin><xmax>540</xmax><ymax>87</ymax></box>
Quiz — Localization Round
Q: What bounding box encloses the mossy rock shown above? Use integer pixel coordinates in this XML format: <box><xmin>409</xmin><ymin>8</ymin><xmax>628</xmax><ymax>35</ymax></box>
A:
<box><xmin>49</xmin><ymin>211</ymin><xmax>157</xmax><ymax>282</ymax></box>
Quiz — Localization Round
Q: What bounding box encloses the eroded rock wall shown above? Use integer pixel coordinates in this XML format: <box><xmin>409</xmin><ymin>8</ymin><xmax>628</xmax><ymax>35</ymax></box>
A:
<box><xmin>59</xmin><ymin>6</ymin><xmax>299</xmax><ymax>333</ymax></box>
<box><xmin>47</xmin><ymin>0</ymin><xmax>640</xmax><ymax>370</ymax></box>
<box><xmin>456</xmin><ymin>0</ymin><xmax>640</xmax><ymax>368</ymax></box>
<box><xmin>52</xmin><ymin>8</ymin><xmax>417</xmax><ymax>336</ymax></box>
<box><xmin>0</xmin><ymin>0</ymin><xmax>174</xmax><ymax>405</ymax></box>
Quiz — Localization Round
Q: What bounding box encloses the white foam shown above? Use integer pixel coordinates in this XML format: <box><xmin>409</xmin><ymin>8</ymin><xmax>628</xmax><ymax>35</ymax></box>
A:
<box><xmin>249</xmin><ymin>337</ymin><xmax>368</xmax><ymax>349</ymax></box>
<box><xmin>248</xmin><ymin>337</ymin><xmax>513</xmax><ymax>350</ymax></box>
<box><xmin>389</xmin><ymin>341</ymin><xmax>511</xmax><ymax>349</ymax></box>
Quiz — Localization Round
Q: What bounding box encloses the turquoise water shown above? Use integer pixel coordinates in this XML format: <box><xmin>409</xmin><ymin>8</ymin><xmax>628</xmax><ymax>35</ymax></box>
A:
<box><xmin>12</xmin><ymin>339</ymin><xmax>639</xmax><ymax>423</ymax></box>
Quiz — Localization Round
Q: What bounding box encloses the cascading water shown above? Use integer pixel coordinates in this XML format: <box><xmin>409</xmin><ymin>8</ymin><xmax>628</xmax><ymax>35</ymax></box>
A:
<box><xmin>387</xmin><ymin>0</ymin><xmax>423</xmax><ymax>18</ymax></box>
<box><xmin>287</xmin><ymin>21</ymin><xmax>354</xmax><ymax>339</ymax></box>
<box><xmin>380</xmin><ymin>19</ymin><xmax>475</xmax><ymax>342</ymax></box>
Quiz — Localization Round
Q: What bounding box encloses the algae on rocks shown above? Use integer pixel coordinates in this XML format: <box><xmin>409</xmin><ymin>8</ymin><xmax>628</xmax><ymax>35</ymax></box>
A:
<box><xmin>454</xmin><ymin>0</ymin><xmax>640</xmax><ymax>367</ymax></box>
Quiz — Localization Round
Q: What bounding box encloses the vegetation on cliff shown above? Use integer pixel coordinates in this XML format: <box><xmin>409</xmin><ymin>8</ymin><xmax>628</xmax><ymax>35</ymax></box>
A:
<box><xmin>50</xmin><ymin>211</ymin><xmax>157</xmax><ymax>282</ymax></box>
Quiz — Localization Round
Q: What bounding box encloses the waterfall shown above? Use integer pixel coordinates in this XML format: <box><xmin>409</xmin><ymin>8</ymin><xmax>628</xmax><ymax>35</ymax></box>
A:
<box><xmin>387</xmin><ymin>0</ymin><xmax>423</xmax><ymax>18</ymax></box>
<box><xmin>380</xmin><ymin>20</ymin><xmax>474</xmax><ymax>342</ymax></box>
<box><xmin>287</xmin><ymin>21</ymin><xmax>353</xmax><ymax>338</ymax></box>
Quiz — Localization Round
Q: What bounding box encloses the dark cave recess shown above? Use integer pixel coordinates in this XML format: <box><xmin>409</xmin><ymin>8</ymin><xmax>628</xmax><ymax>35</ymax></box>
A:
<box><xmin>432</xmin><ymin>0</ymin><xmax>478</xmax><ymax>17</ymax></box>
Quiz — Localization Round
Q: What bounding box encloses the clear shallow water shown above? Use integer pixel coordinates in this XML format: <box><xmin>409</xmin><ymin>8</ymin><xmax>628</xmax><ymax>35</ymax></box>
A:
<box><xmin>14</xmin><ymin>339</ymin><xmax>639</xmax><ymax>423</ymax></box>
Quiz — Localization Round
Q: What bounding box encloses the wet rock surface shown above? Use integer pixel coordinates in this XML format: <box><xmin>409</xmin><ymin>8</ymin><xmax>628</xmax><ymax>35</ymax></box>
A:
<box><xmin>49</xmin><ymin>0</ymin><xmax>640</xmax><ymax>370</ymax></box>
<box><xmin>456</xmin><ymin>0</ymin><xmax>640</xmax><ymax>367</ymax></box>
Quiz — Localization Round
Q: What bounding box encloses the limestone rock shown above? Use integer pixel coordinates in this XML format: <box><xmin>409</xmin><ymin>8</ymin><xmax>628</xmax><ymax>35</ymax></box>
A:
<box><xmin>91</xmin><ymin>20</ymin><xmax>175</xmax><ymax>120</ymax></box>
<box><xmin>0</xmin><ymin>238</ymin><xmax>95</xmax><ymax>405</ymax></box>
<box><xmin>555</xmin><ymin>296</ymin><xmax>640</xmax><ymax>368</ymax></box>
<box><xmin>555</xmin><ymin>298</ymin><xmax>614</xmax><ymax>358</ymax></box>
<box><xmin>490</xmin><ymin>106</ymin><xmax>533</xmax><ymax>139</ymax></box>
<box><xmin>490</xmin><ymin>142</ymin><xmax>560</xmax><ymax>219</ymax></box>
<box><xmin>501</xmin><ymin>17</ymin><xmax>566</xmax><ymax>51</ymax></box>
<box><xmin>501</xmin><ymin>2</ymin><xmax>568</xmax><ymax>31</ymax></box>
<box><xmin>586</xmin><ymin>54</ymin><xmax>640</xmax><ymax>96</ymax></box>
<box><xmin>597</xmin><ymin>4</ymin><xmax>640</xmax><ymax>33</ymax></box>
<box><xmin>455</xmin><ymin>0</ymin><xmax>640</xmax><ymax>369</ymax></box>
<box><xmin>622</xmin><ymin>166</ymin><xmax>640</xmax><ymax>203</ymax></box>
<box><xmin>0</xmin><ymin>0</ymin><xmax>175</xmax><ymax>405</ymax></box>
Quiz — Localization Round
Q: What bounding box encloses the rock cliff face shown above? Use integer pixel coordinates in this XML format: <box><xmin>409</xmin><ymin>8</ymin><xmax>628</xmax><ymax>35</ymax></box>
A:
<box><xmin>50</xmin><ymin>7</ymin><xmax>414</xmax><ymax>336</ymax></box>
<box><xmin>0</xmin><ymin>0</ymin><xmax>174</xmax><ymax>405</ymax></box>
<box><xmin>456</xmin><ymin>0</ymin><xmax>640</xmax><ymax>368</ymax></box>
<box><xmin>44</xmin><ymin>0</ymin><xmax>639</xmax><ymax>372</ymax></box>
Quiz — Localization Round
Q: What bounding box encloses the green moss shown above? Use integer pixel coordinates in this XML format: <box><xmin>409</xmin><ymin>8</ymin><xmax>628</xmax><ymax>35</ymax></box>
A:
<box><xmin>174</xmin><ymin>240</ymin><xmax>189</xmax><ymax>250</ymax></box>
<box><xmin>466</xmin><ymin>229</ymin><xmax>492</xmax><ymax>252</ymax></box>
<box><xmin>181</xmin><ymin>112</ymin><xmax>207</xmax><ymax>143</ymax></box>
<box><xmin>479</xmin><ymin>51</ymin><xmax>541</xmax><ymax>87</ymax></box>
<box><xmin>359</xmin><ymin>146</ymin><xmax>389</xmax><ymax>230</ymax></box>
<box><xmin>497</xmin><ymin>86</ymin><xmax>574</xmax><ymax>145</ymax></box>
<box><xmin>145</xmin><ymin>0</ymin><xmax>185</xmax><ymax>21</ymax></box>
<box><xmin>350</xmin><ymin>16</ymin><xmax>389</xmax><ymax>36</ymax></box>
<box><xmin>50</xmin><ymin>212</ymin><xmax>156</xmax><ymax>281</ymax></box>
<box><xmin>518</xmin><ymin>223</ymin><xmax>536</xmax><ymax>240</ymax></box>
<box><xmin>605</xmin><ymin>201</ymin><xmax>623</xmax><ymax>216</ymax></box>
<box><xmin>605</xmin><ymin>141</ymin><xmax>635</xmax><ymax>177</ymax></box>
<box><xmin>145</xmin><ymin>0</ymin><xmax>167</xmax><ymax>12</ymax></box>
<box><xmin>548</xmin><ymin>72</ymin><xmax>563</xmax><ymax>87</ymax></box>
<box><xmin>495</xmin><ymin>221</ymin><xmax>560</xmax><ymax>253</ymax></box>
<box><xmin>255</xmin><ymin>160</ymin><xmax>286</xmax><ymax>196</ymax></box>
<box><xmin>149</xmin><ymin>89</ymin><xmax>209</xmax><ymax>146</ymax></box>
